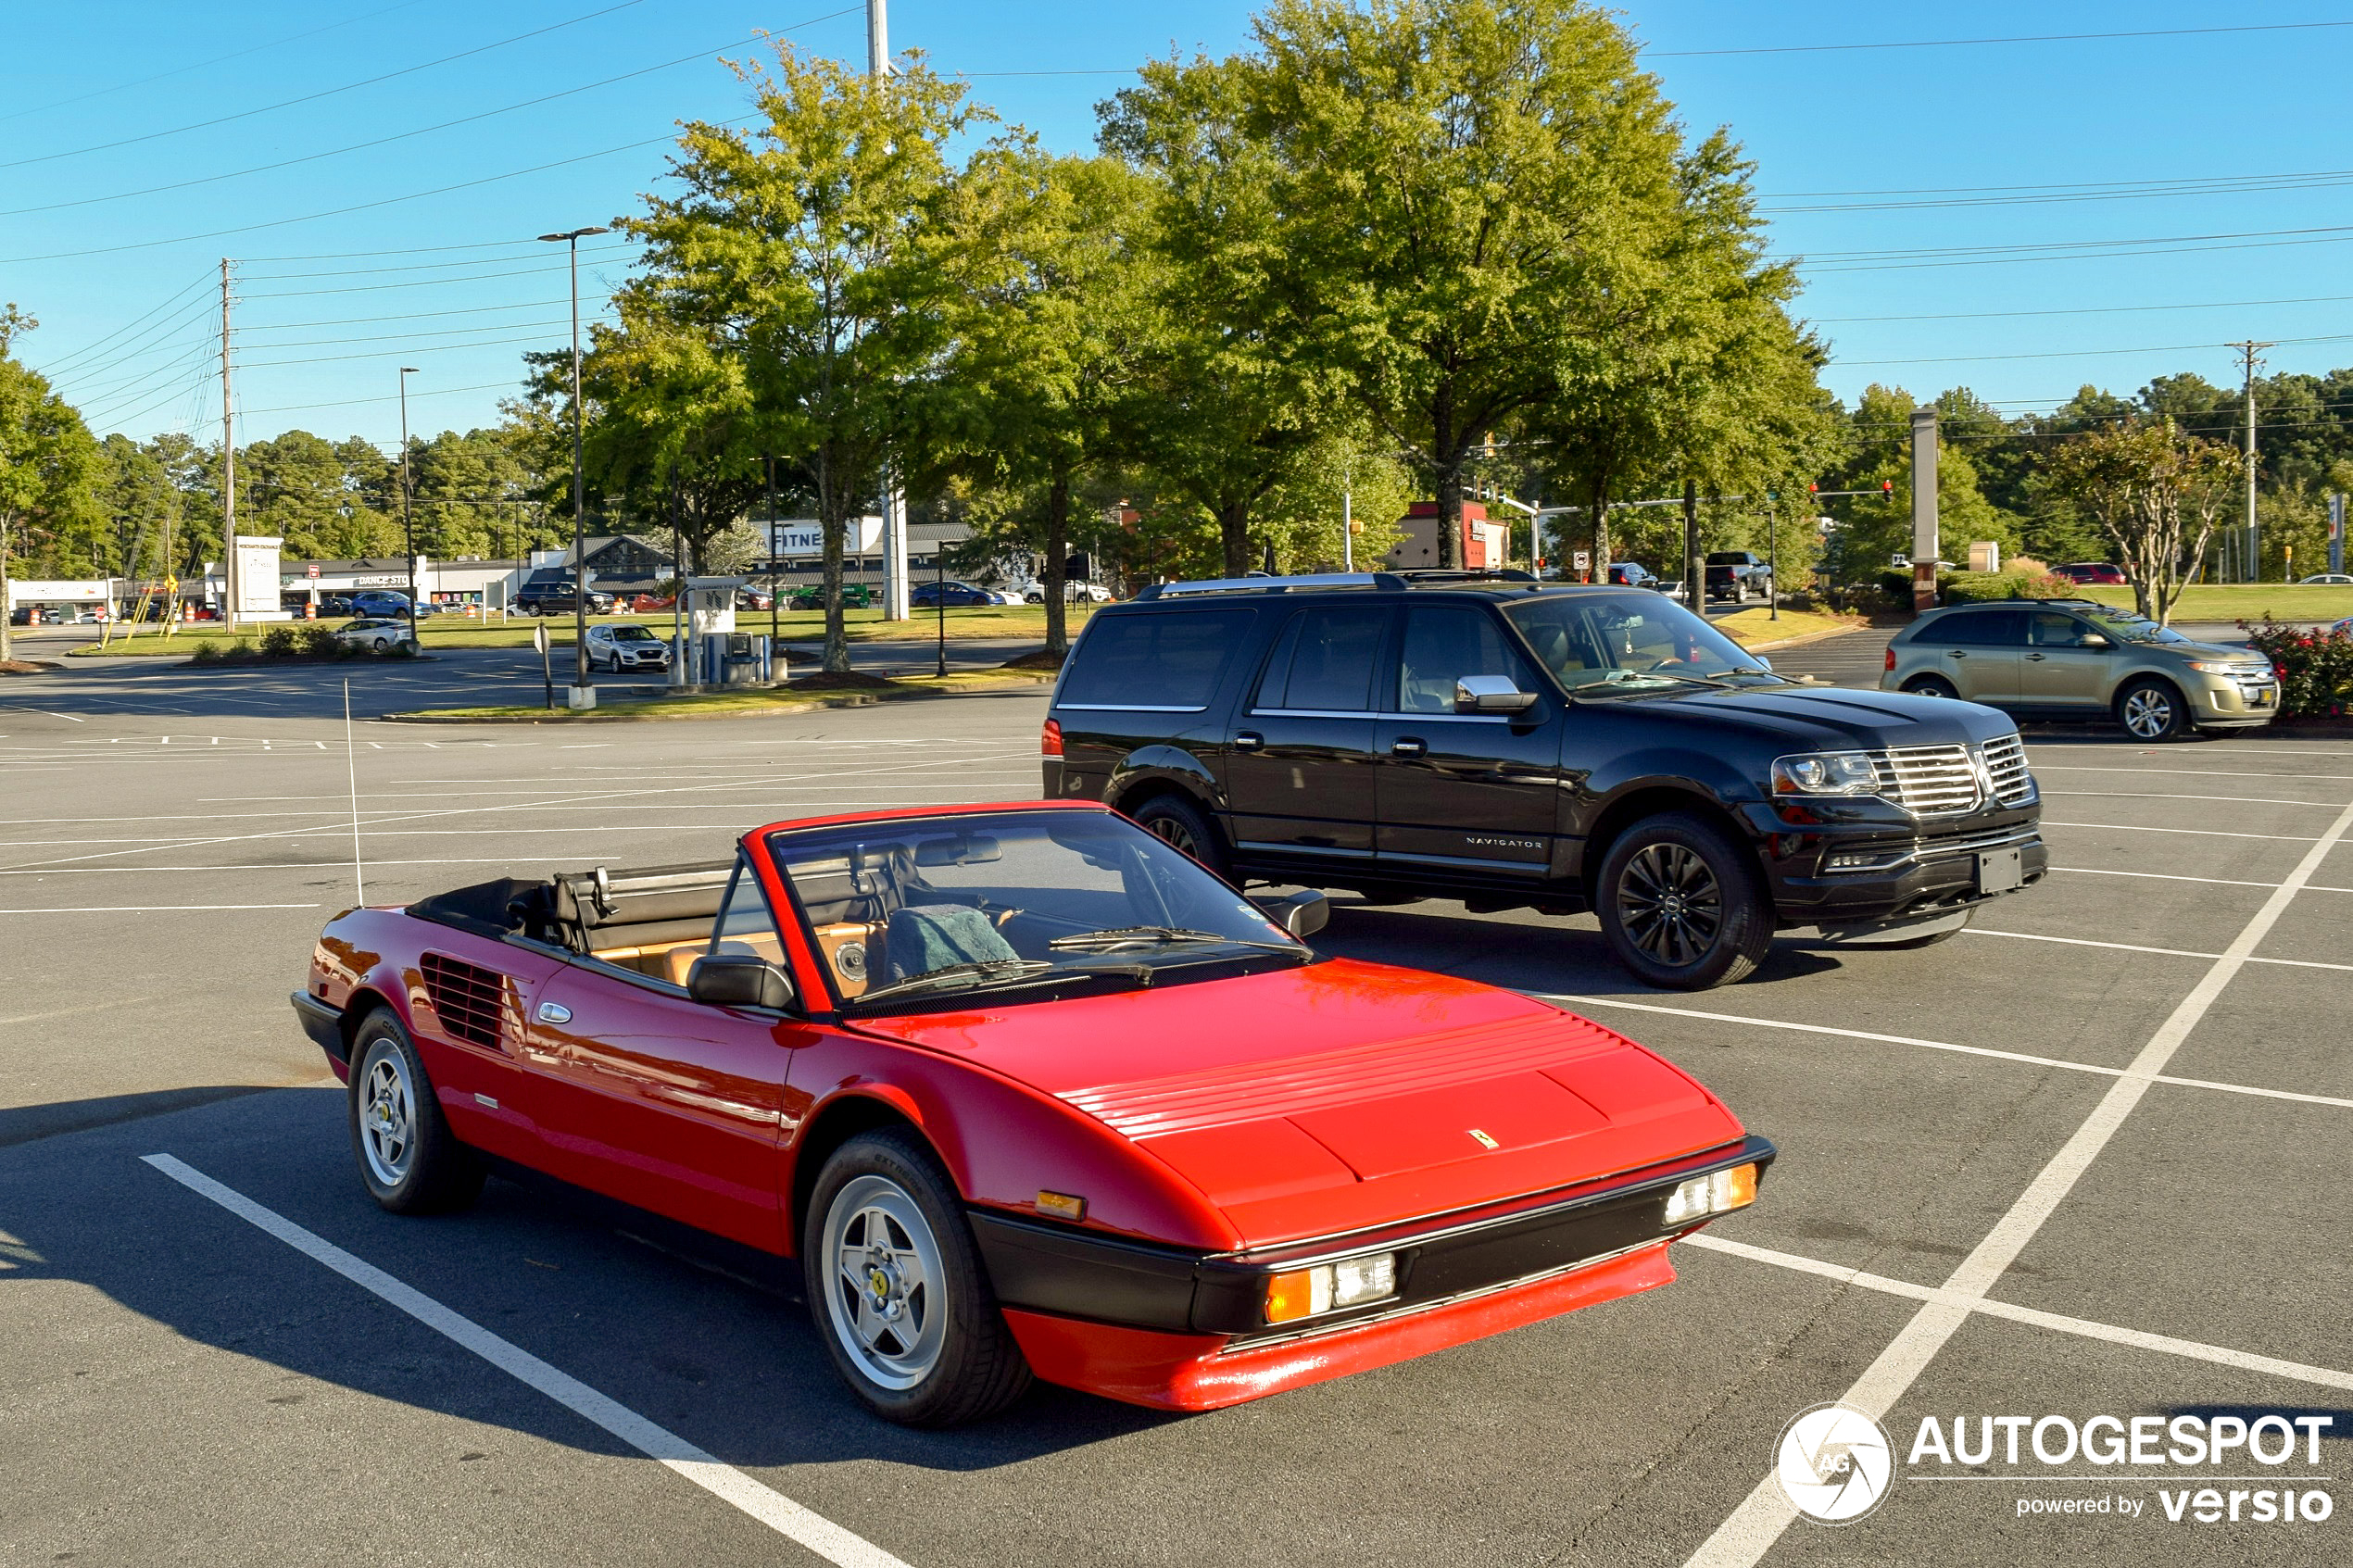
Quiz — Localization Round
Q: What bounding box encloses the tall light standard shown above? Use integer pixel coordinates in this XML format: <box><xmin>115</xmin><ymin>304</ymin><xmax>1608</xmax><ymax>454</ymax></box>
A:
<box><xmin>398</xmin><ymin>367</ymin><xmax>421</xmax><ymax>645</ymax></box>
<box><xmin>539</xmin><ymin>224</ymin><xmax>608</xmax><ymax>701</ymax></box>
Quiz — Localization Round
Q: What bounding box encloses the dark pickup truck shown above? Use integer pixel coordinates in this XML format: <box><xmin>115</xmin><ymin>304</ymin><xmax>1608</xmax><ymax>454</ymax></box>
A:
<box><xmin>1704</xmin><ymin>552</ymin><xmax>1774</xmax><ymax>602</ymax></box>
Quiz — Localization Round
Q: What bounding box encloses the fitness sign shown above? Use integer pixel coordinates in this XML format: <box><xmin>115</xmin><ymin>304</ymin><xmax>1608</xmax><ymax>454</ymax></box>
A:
<box><xmin>1775</xmin><ymin>1402</ymin><xmax>2336</xmax><ymax>1532</ymax></box>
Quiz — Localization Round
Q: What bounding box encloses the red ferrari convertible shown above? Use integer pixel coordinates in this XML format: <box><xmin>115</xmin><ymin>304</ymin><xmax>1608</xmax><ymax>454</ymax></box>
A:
<box><xmin>293</xmin><ymin>801</ymin><xmax>1772</xmax><ymax>1426</ymax></box>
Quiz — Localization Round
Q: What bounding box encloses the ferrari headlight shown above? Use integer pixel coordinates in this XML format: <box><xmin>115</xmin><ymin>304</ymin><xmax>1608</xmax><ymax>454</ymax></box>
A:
<box><xmin>1264</xmin><ymin>1252</ymin><xmax>1398</xmax><ymax>1323</ymax></box>
<box><xmin>1770</xmin><ymin>752</ymin><xmax>1880</xmax><ymax>797</ymax></box>
<box><xmin>1664</xmin><ymin>1163</ymin><xmax>1760</xmax><ymax>1225</ymax></box>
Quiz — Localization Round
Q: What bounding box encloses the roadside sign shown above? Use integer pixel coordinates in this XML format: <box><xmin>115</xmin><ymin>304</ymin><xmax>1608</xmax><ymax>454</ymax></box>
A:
<box><xmin>534</xmin><ymin>621</ymin><xmax>553</xmax><ymax>710</ymax></box>
<box><xmin>1572</xmin><ymin>551</ymin><xmax>1591</xmax><ymax>570</ymax></box>
<box><xmin>306</xmin><ymin>564</ymin><xmax>321</xmax><ymax>579</ymax></box>
<box><xmin>532</xmin><ymin>622</ymin><xmax>548</xmax><ymax>653</ymax></box>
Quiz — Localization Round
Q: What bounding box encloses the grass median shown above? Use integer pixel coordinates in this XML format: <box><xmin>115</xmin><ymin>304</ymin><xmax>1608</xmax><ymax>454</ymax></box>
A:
<box><xmin>70</xmin><ymin>603</ymin><xmax>1102</xmax><ymax>658</ymax></box>
<box><xmin>2063</xmin><ymin>583</ymin><xmax>2353</xmax><ymax>623</ymax></box>
<box><xmin>388</xmin><ymin>665</ymin><xmax>1055</xmax><ymax>722</ymax></box>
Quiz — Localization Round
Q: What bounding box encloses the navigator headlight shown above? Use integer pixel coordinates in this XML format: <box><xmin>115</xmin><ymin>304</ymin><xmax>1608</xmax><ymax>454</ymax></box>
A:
<box><xmin>1770</xmin><ymin>751</ymin><xmax>1880</xmax><ymax>797</ymax></box>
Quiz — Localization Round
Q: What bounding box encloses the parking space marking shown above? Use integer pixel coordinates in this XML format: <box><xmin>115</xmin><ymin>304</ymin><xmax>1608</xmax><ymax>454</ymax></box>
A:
<box><xmin>0</xmin><ymin>902</ymin><xmax>321</xmax><ymax>914</ymax></box>
<box><xmin>2032</xmin><ymin>762</ymin><xmax>2353</xmax><ymax>782</ymax></box>
<box><xmin>2047</xmin><ymin>789</ymin><xmax>2353</xmax><ymax>808</ymax></box>
<box><xmin>1683</xmin><ymin>795</ymin><xmax>2353</xmax><ymax>1568</ymax></box>
<box><xmin>2045</xmin><ymin>819</ymin><xmax>2323</xmax><ymax>842</ymax></box>
<box><xmin>138</xmin><ymin>1155</ymin><xmax>912</xmax><ymax>1568</ymax></box>
<box><xmin>1551</xmin><ymin>995</ymin><xmax>2353</xmax><ymax>1112</ymax></box>
<box><xmin>2057</xmin><ymin>863</ymin><xmax>2353</xmax><ymax>895</ymax></box>
<box><xmin>1682</xmin><ymin>1235</ymin><xmax>2353</xmax><ymax>1394</ymax></box>
<box><xmin>1961</xmin><ymin>926</ymin><xmax>2353</xmax><ymax>973</ymax></box>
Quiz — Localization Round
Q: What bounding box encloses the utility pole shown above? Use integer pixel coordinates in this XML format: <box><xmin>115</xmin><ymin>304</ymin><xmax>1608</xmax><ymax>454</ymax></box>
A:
<box><xmin>538</xmin><ymin>225</ymin><xmax>609</xmax><ymax>705</ymax></box>
<box><xmin>398</xmin><ymin>368</ymin><xmax>420</xmax><ymax>646</ymax></box>
<box><xmin>868</xmin><ymin>0</ymin><xmax>910</xmax><ymax>622</ymax></box>
<box><xmin>2230</xmin><ymin>340</ymin><xmax>2271</xmax><ymax>580</ymax></box>
<box><xmin>1680</xmin><ymin>479</ymin><xmax>1701</xmax><ymax>616</ymax></box>
<box><xmin>220</xmin><ymin>258</ymin><xmax>237</xmax><ymax>632</ymax></box>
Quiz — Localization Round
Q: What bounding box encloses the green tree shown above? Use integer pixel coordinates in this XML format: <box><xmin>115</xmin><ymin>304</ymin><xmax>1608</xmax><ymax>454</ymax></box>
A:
<box><xmin>0</xmin><ymin>307</ymin><xmax>102</xmax><ymax>658</ymax></box>
<box><xmin>2042</xmin><ymin>420</ymin><xmax>2242</xmax><ymax>622</ymax></box>
<box><xmin>1175</xmin><ymin>0</ymin><xmax>1705</xmax><ymax>569</ymax></box>
<box><xmin>623</xmin><ymin>44</ymin><xmax>980</xmax><ymax>672</ymax></box>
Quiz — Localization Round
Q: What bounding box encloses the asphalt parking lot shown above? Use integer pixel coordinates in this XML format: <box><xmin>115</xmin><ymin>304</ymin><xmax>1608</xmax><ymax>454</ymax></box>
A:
<box><xmin>3</xmin><ymin>628</ymin><xmax>2347</xmax><ymax>1567</ymax></box>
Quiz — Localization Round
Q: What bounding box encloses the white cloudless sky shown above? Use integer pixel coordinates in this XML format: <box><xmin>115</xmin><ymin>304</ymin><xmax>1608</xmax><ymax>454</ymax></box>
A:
<box><xmin>6</xmin><ymin>1</ymin><xmax>2351</xmax><ymax>450</ymax></box>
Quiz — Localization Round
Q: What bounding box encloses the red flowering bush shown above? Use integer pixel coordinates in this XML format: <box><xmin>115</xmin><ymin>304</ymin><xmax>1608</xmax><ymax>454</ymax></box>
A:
<box><xmin>2238</xmin><ymin>617</ymin><xmax>2353</xmax><ymax>720</ymax></box>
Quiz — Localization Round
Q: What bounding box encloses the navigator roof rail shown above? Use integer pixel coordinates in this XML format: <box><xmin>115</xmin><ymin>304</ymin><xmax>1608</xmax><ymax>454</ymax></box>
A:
<box><xmin>1131</xmin><ymin>568</ymin><xmax>1542</xmax><ymax>600</ymax></box>
<box><xmin>1132</xmin><ymin>571</ymin><xmax>1409</xmax><ymax>600</ymax></box>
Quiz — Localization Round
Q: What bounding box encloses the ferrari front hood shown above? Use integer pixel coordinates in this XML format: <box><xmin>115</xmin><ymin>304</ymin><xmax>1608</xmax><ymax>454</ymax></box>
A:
<box><xmin>849</xmin><ymin>960</ymin><xmax>1745</xmax><ymax>1248</ymax></box>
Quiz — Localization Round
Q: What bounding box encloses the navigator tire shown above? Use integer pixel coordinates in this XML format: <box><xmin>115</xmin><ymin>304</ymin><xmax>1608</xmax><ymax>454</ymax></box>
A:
<box><xmin>1596</xmin><ymin>812</ymin><xmax>1773</xmax><ymax>990</ymax></box>
<box><xmin>348</xmin><ymin>1008</ymin><xmax>484</xmax><ymax>1214</ymax></box>
<box><xmin>802</xmin><ymin>1129</ymin><xmax>1032</xmax><ymax>1428</ymax></box>
<box><xmin>1128</xmin><ymin>794</ymin><xmax>1231</xmax><ymax>880</ymax></box>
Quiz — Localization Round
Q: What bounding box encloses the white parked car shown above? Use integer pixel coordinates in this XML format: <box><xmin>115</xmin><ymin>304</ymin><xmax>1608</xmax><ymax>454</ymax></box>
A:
<box><xmin>333</xmin><ymin>618</ymin><xmax>414</xmax><ymax>653</ymax></box>
<box><xmin>1024</xmin><ymin>581</ymin><xmax>1112</xmax><ymax>604</ymax></box>
<box><xmin>2297</xmin><ymin>573</ymin><xmax>2353</xmax><ymax>585</ymax></box>
<box><xmin>585</xmin><ymin>621</ymin><xmax>674</xmax><ymax>674</ymax></box>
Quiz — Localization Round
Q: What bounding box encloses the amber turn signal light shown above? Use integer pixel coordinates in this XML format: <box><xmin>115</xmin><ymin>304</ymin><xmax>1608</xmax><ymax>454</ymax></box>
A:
<box><xmin>1034</xmin><ymin>1189</ymin><xmax>1086</xmax><ymax>1222</ymax></box>
<box><xmin>1663</xmin><ymin>1162</ymin><xmax>1759</xmax><ymax>1226</ymax></box>
<box><xmin>1263</xmin><ymin>1268</ymin><xmax>1323</xmax><ymax>1323</ymax></box>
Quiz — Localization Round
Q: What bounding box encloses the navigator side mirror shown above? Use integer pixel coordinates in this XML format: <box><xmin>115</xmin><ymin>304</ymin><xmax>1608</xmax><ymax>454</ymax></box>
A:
<box><xmin>687</xmin><ymin>952</ymin><xmax>796</xmax><ymax>1010</ymax></box>
<box><xmin>1454</xmin><ymin>673</ymin><xmax>1539</xmax><ymax>715</ymax></box>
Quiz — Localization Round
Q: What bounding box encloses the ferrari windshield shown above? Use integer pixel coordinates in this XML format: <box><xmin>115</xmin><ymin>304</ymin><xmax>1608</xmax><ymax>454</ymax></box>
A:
<box><xmin>1504</xmin><ymin>591</ymin><xmax>1778</xmax><ymax>693</ymax></box>
<box><xmin>765</xmin><ymin>810</ymin><xmax>1306</xmax><ymax>1010</ymax></box>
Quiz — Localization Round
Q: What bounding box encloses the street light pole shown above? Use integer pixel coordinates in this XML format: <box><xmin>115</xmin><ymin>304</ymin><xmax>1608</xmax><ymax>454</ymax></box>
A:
<box><xmin>398</xmin><ymin>367</ymin><xmax>420</xmax><ymax>646</ymax></box>
<box><xmin>539</xmin><ymin>225</ymin><xmax>609</xmax><ymax>703</ymax></box>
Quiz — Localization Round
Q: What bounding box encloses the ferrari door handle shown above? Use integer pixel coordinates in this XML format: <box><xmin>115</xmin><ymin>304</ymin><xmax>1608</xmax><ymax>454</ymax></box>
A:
<box><xmin>536</xmin><ymin>1001</ymin><xmax>572</xmax><ymax>1024</ymax></box>
<box><xmin>1233</xmin><ymin>731</ymin><xmax>1264</xmax><ymax>752</ymax></box>
<box><xmin>1390</xmin><ymin>737</ymin><xmax>1427</xmax><ymax>757</ymax></box>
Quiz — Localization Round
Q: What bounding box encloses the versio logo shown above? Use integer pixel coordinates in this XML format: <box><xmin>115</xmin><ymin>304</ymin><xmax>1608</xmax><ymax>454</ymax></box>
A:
<box><xmin>1777</xmin><ymin>1402</ymin><xmax>1894</xmax><ymax>1524</ymax></box>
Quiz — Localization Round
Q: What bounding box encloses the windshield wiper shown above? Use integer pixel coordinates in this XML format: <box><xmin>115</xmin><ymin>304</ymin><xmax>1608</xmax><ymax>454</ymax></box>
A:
<box><xmin>1048</xmin><ymin>925</ymin><xmax>1299</xmax><ymax>953</ymax></box>
<box><xmin>854</xmin><ymin>958</ymin><xmax>1055</xmax><ymax>1003</ymax></box>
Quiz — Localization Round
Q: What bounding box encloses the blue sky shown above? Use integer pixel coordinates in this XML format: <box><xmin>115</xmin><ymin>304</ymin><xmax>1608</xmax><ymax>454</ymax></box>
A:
<box><xmin>6</xmin><ymin>2</ymin><xmax>2353</xmax><ymax>450</ymax></box>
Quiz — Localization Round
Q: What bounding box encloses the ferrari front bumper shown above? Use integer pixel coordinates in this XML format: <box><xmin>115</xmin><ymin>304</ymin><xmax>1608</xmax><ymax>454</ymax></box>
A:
<box><xmin>973</xmin><ymin>1134</ymin><xmax>1773</xmax><ymax>1410</ymax></box>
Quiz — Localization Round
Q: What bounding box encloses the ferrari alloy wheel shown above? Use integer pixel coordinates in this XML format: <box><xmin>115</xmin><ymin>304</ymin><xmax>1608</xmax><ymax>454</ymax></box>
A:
<box><xmin>803</xmin><ymin>1129</ymin><xmax>1031</xmax><ymax>1426</ymax></box>
<box><xmin>2116</xmin><ymin>677</ymin><xmax>2187</xmax><ymax>741</ymax></box>
<box><xmin>346</xmin><ymin>1010</ymin><xmax>484</xmax><ymax>1214</ymax></box>
<box><xmin>1128</xmin><ymin>794</ymin><xmax>1230</xmax><ymax>879</ymax></box>
<box><xmin>1596</xmin><ymin>813</ymin><xmax>1773</xmax><ymax>990</ymax></box>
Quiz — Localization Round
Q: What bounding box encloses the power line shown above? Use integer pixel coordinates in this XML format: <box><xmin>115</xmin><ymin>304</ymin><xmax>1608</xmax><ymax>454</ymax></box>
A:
<box><xmin>242</xmin><ymin>244</ymin><xmax>628</xmax><ymax>283</ymax></box>
<box><xmin>1830</xmin><ymin>333</ymin><xmax>2353</xmax><ymax>370</ymax></box>
<box><xmin>1799</xmin><ymin>230</ymin><xmax>2353</xmax><ymax>274</ymax></box>
<box><xmin>40</xmin><ymin>294</ymin><xmax>220</xmax><ymax>389</ymax></box>
<box><xmin>1794</xmin><ymin>220</ymin><xmax>2353</xmax><ymax>264</ymax></box>
<box><xmin>1763</xmin><ymin>170</ymin><xmax>2353</xmax><ymax>214</ymax></box>
<box><xmin>0</xmin><ymin>0</ymin><xmax>432</xmax><ymax>126</ymax></box>
<box><xmin>0</xmin><ymin>11</ymin><xmax>861</xmax><ymax>220</ymax></box>
<box><xmin>236</xmin><ymin>379</ymin><xmax>528</xmax><ymax>420</ymax></box>
<box><xmin>1649</xmin><ymin>19</ymin><xmax>2353</xmax><ymax>58</ymax></box>
<box><xmin>1810</xmin><ymin>293</ymin><xmax>2353</xmax><ymax>325</ymax></box>
<box><xmin>29</xmin><ymin>269</ymin><xmax>216</xmax><ymax>379</ymax></box>
<box><xmin>1</xmin><ymin>0</ymin><xmax>653</xmax><ymax>170</ymax></box>
<box><xmin>237</xmin><ymin>297</ymin><xmax>580</xmax><ymax>332</ymax></box>
<box><xmin>240</xmin><ymin>262</ymin><xmax>633</xmax><ymax>302</ymax></box>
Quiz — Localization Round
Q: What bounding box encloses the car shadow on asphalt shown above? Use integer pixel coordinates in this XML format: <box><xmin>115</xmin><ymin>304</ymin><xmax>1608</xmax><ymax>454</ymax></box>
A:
<box><xmin>1</xmin><ymin>1084</ymin><xmax>1181</xmax><ymax>1476</ymax></box>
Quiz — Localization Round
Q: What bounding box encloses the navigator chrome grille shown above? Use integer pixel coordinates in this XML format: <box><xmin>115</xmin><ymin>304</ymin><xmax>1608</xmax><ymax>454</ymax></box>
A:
<box><xmin>1869</xmin><ymin>745</ymin><xmax>1980</xmax><ymax>815</ymax></box>
<box><xmin>1978</xmin><ymin>732</ymin><xmax>2036</xmax><ymax>806</ymax></box>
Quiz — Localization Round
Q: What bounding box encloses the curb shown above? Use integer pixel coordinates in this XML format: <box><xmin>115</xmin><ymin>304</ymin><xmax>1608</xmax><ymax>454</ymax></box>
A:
<box><xmin>1735</xmin><ymin>623</ymin><xmax>1873</xmax><ymax>654</ymax></box>
<box><xmin>383</xmin><ymin>672</ymin><xmax>1054</xmax><ymax>724</ymax></box>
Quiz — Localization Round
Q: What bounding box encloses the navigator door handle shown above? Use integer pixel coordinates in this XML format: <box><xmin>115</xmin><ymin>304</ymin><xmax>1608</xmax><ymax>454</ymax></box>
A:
<box><xmin>1233</xmin><ymin>731</ymin><xmax>1264</xmax><ymax>752</ymax></box>
<box><xmin>1390</xmin><ymin>737</ymin><xmax>1427</xmax><ymax>757</ymax></box>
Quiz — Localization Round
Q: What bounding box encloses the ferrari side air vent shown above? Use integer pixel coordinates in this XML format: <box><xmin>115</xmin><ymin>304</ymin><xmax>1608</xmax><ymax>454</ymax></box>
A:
<box><xmin>420</xmin><ymin>953</ymin><xmax>507</xmax><ymax>1049</ymax></box>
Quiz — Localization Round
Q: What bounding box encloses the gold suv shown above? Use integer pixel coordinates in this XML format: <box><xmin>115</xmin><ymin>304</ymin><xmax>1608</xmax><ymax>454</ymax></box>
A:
<box><xmin>1881</xmin><ymin>600</ymin><xmax>2278</xmax><ymax>740</ymax></box>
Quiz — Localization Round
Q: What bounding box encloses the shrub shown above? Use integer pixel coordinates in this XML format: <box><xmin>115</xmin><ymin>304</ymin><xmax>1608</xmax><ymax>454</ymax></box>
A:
<box><xmin>189</xmin><ymin>640</ymin><xmax>220</xmax><ymax>663</ymax></box>
<box><xmin>384</xmin><ymin>637</ymin><xmax>419</xmax><ymax>659</ymax></box>
<box><xmin>258</xmin><ymin>625</ymin><xmax>298</xmax><ymax>658</ymax></box>
<box><xmin>2237</xmin><ymin>617</ymin><xmax>2353</xmax><ymax>720</ymax></box>
<box><xmin>299</xmin><ymin>624</ymin><xmax>342</xmax><ymax>658</ymax></box>
<box><xmin>1938</xmin><ymin>567</ymin><xmax>2079</xmax><ymax>605</ymax></box>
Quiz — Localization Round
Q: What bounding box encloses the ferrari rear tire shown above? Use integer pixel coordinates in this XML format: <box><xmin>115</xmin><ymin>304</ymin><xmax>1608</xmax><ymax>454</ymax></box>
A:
<box><xmin>803</xmin><ymin>1129</ymin><xmax>1031</xmax><ymax>1427</ymax></box>
<box><xmin>1596</xmin><ymin>812</ymin><xmax>1774</xmax><ymax>990</ymax></box>
<box><xmin>348</xmin><ymin>1009</ymin><xmax>484</xmax><ymax>1214</ymax></box>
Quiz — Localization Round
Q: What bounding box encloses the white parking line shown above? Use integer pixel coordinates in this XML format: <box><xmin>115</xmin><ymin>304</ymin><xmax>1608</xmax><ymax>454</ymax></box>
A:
<box><xmin>2055</xmin><ymin>864</ymin><xmax>2353</xmax><ymax>895</ymax></box>
<box><xmin>0</xmin><ymin>903</ymin><xmax>321</xmax><ymax>914</ymax></box>
<box><xmin>1550</xmin><ymin>995</ymin><xmax>2353</xmax><ymax>1112</ymax></box>
<box><xmin>139</xmin><ymin>1155</ymin><xmax>910</xmax><ymax>1568</ymax></box>
<box><xmin>2032</xmin><ymin>761</ymin><xmax>2353</xmax><ymax>781</ymax></box>
<box><xmin>2045</xmin><ymin>820</ymin><xmax>2322</xmax><ymax>842</ymax></box>
<box><xmin>1681</xmin><ymin>1234</ymin><xmax>2353</xmax><ymax>1394</ymax></box>
<box><xmin>1961</xmin><ymin>926</ymin><xmax>2353</xmax><ymax>974</ymax></box>
<box><xmin>2047</xmin><ymin>789</ymin><xmax>2353</xmax><ymax>808</ymax></box>
<box><xmin>1682</xmin><ymin>794</ymin><xmax>2353</xmax><ymax>1568</ymax></box>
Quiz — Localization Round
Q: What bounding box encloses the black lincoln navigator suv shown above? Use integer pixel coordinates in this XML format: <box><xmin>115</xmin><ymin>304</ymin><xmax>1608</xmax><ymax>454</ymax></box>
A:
<box><xmin>1040</xmin><ymin>571</ymin><xmax>2045</xmax><ymax>988</ymax></box>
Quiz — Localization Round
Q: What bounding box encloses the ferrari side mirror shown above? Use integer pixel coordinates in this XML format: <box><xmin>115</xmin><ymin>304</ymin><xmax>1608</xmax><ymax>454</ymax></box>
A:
<box><xmin>1252</xmin><ymin>889</ymin><xmax>1329</xmax><ymax>940</ymax></box>
<box><xmin>687</xmin><ymin>952</ymin><xmax>796</xmax><ymax>1010</ymax></box>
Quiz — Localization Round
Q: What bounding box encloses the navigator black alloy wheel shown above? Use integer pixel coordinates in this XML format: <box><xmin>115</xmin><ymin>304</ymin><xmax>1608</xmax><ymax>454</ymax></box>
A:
<box><xmin>1597</xmin><ymin>813</ymin><xmax>1773</xmax><ymax>990</ymax></box>
<box><xmin>1129</xmin><ymin>794</ymin><xmax>1231</xmax><ymax>879</ymax></box>
<box><xmin>802</xmin><ymin>1129</ymin><xmax>1031</xmax><ymax>1427</ymax></box>
<box><xmin>347</xmin><ymin>1008</ymin><xmax>484</xmax><ymax>1214</ymax></box>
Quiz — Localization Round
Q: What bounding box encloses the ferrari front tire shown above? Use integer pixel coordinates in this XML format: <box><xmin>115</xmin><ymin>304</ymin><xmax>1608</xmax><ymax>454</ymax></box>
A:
<box><xmin>802</xmin><ymin>1129</ymin><xmax>1031</xmax><ymax>1427</ymax></box>
<box><xmin>348</xmin><ymin>1009</ymin><xmax>484</xmax><ymax>1214</ymax></box>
